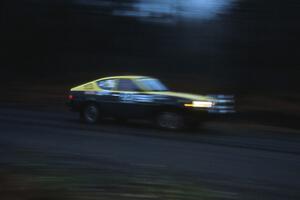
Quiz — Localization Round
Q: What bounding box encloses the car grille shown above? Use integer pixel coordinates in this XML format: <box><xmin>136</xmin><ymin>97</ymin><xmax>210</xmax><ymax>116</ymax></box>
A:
<box><xmin>208</xmin><ymin>95</ymin><xmax>235</xmax><ymax>114</ymax></box>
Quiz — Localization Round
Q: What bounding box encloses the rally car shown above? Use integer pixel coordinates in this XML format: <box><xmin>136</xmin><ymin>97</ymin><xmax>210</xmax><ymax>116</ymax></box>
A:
<box><xmin>67</xmin><ymin>76</ymin><xmax>234</xmax><ymax>130</ymax></box>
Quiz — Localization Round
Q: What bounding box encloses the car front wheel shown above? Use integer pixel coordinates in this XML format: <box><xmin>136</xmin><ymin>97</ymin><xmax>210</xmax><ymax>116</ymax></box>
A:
<box><xmin>156</xmin><ymin>112</ymin><xmax>185</xmax><ymax>130</ymax></box>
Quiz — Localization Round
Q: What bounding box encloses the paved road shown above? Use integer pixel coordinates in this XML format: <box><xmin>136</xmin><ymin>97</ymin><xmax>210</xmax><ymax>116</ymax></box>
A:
<box><xmin>1</xmin><ymin>106</ymin><xmax>300</xmax><ymax>199</ymax></box>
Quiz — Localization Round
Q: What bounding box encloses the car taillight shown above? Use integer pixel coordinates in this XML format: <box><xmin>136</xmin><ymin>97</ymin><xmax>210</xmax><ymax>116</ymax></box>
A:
<box><xmin>68</xmin><ymin>94</ymin><xmax>74</xmax><ymax>100</ymax></box>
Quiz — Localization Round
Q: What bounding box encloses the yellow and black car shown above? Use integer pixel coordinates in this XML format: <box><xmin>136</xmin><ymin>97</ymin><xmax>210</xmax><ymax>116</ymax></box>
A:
<box><xmin>67</xmin><ymin>76</ymin><xmax>234</xmax><ymax>130</ymax></box>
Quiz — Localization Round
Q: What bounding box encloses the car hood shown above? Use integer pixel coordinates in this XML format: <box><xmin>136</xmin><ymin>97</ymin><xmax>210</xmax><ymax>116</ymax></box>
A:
<box><xmin>145</xmin><ymin>91</ymin><xmax>213</xmax><ymax>101</ymax></box>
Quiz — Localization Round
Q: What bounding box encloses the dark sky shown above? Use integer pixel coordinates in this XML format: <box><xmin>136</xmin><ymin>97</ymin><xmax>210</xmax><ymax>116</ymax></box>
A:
<box><xmin>1</xmin><ymin>0</ymin><xmax>300</xmax><ymax>92</ymax></box>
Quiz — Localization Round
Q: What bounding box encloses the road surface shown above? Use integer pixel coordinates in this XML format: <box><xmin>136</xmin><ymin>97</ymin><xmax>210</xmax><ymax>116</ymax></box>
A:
<box><xmin>1</xmin><ymin>106</ymin><xmax>300</xmax><ymax>199</ymax></box>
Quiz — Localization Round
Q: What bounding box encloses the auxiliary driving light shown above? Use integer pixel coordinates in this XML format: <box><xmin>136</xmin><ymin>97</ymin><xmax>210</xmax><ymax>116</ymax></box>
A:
<box><xmin>184</xmin><ymin>101</ymin><xmax>213</xmax><ymax>108</ymax></box>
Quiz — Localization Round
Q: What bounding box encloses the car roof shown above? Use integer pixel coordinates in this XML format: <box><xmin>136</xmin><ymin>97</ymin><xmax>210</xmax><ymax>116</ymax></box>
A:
<box><xmin>71</xmin><ymin>76</ymin><xmax>155</xmax><ymax>91</ymax></box>
<box><xmin>96</xmin><ymin>75</ymin><xmax>152</xmax><ymax>81</ymax></box>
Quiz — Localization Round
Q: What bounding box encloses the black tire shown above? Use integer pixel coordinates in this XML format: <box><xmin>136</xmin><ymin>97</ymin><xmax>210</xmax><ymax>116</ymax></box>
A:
<box><xmin>156</xmin><ymin>111</ymin><xmax>185</xmax><ymax>131</ymax></box>
<box><xmin>80</xmin><ymin>103</ymin><xmax>100</xmax><ymax>124</ymax></box>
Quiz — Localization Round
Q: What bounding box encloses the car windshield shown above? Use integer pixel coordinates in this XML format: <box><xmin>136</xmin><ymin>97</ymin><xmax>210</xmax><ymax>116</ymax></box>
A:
<box><xmin>136</xmin><ymin>78</ymin><xmax>169</xmax><ymax>91</ymax></box>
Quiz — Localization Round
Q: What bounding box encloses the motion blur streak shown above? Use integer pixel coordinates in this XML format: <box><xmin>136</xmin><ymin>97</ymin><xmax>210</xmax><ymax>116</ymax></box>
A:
<box><xmin>1</xmin><ymin>107</ymin><xmax>300</xmax><ymax>199</ymax></box>
<box><xmin>75</xmin><ymin>0</ymin><xmax>235</xmax><ymax>22</ymax></box>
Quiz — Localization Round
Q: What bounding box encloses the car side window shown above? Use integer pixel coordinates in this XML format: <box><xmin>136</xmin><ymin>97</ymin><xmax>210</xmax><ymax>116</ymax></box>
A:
<box><xmin>117</xmin><ymin>79</ymin><xmax>140</xmax><ymax>91</ymax></box>
<box><xmin>97</xmin><ymin>79</ymin><xmax>117</xmax><ymax>90</ymax></box>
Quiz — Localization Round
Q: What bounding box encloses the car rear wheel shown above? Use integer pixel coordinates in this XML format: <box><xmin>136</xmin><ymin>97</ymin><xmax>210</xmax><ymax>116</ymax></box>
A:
<box><xmin>81</xmin><ymin>103</ymin><xmax>100</xmax><ymax>124</ymax></box>
<box><xmin>156</xmin><ymin>112</ymin><xmax>185</xmax><ymax>131</ymax></box>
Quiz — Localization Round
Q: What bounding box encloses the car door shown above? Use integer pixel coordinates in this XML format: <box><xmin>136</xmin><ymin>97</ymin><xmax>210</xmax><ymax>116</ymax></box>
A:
<box><xmin>95</xmin><ymin>79</ymin><xmax>120</xmax><ymax>116</ymax></box>
<box><xmin>113</xmin><ymin>79</ymin><xmax>156</xmax><ymax>118</ymax></box>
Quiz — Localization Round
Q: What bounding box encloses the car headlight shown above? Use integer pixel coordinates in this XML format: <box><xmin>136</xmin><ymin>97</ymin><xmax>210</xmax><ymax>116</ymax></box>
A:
<box><xmin>184</xmin><ymin>101</ymin><xmax>213</xmax><ymax>108</ymax></box>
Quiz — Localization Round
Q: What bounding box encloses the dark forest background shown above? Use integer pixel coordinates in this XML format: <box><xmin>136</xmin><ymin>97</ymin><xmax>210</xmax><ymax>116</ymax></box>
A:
<box><xmin>1</xmin><ymin>0</ymin><xmax>300</xmax><ymax>94</ymax></box>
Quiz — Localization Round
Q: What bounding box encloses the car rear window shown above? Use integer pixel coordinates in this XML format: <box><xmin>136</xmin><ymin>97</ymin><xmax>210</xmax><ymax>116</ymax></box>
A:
<box><xmin>97</xmin><ymin>79</ymin><xmax>117</xmax><ymax>90</ymax></box>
